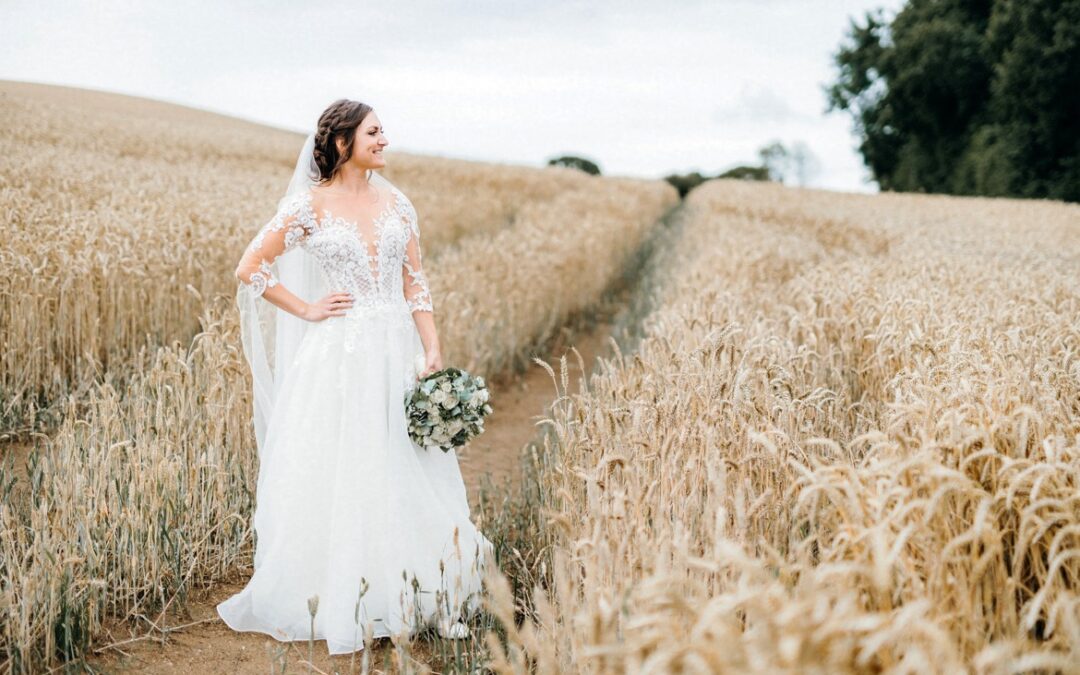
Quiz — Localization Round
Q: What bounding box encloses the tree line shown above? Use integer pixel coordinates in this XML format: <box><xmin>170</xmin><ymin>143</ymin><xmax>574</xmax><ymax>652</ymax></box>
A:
<box><xmin>826</xmin><ymin>0</ymin><xmax>1079</xmax><ymax>202</ymax></box>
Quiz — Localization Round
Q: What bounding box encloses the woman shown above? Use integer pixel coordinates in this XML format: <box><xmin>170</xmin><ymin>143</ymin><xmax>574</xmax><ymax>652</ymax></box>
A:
<box><xmin>218</xmin><ymin>98</ymin><xmax>493</xmax><ymax>654</ymax></box>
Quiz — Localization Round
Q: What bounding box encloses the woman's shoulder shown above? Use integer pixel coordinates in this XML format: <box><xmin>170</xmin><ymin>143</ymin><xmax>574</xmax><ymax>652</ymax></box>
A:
<box><xmin>276</xmin><ymin>188</ymin><xmax>315</xmax><ymax>210</ymax></box>
<box><xmin>375</xmin><ymin>174</ymin><xmax>417</xmax><ymax>223</ymax></box>
<box><xmin>273</xmin><ymin>190</ymin><xmax>318</xmax><ymax>231</ymax></box>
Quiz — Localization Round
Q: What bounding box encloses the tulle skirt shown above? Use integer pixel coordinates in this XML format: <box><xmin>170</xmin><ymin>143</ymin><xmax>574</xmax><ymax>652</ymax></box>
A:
<box><xmin>218</xmin><ymin>305</ymin><xmax>494</xmax><ymax>655</ymax></box>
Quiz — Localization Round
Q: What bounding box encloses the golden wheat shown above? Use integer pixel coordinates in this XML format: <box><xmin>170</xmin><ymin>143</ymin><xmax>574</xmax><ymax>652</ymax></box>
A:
<box><xmin>0</xmin><ymin>82</ymin><xmax>677</xmax><ymax>671</ymax></box>
<box><xmin>481</xmin><ymin>179</ymin><xmax>1080</xmax><ymax>673</ymax></box>
<box><xmin>0</xmin><ymin>80</ymin><xmax>612</xmax><ymax>432</ymax></box>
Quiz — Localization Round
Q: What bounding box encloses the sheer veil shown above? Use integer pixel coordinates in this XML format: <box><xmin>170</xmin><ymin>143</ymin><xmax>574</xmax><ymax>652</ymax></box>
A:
<box><xmin>236</xmin><ymin>132</ymin><xmax>330</xmax><ymax>459</ymax></box>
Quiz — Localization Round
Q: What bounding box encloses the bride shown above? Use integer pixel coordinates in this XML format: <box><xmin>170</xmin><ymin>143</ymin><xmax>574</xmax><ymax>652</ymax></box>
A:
<box><xmin>218</xmin><ymin>98</ymin><xmax>494</xmax><ymax>654</ymax></box>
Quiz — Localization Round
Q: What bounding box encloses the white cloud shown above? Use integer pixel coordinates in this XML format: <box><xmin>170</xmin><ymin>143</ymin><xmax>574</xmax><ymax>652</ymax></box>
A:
<box><xmin>1</xmin><ymin>0</ymin><xmax>905</xmax><ymax>192</ymax></box>
<box><xmin>713</xmin><ymin>85</ymin><xmax>808</xmax><ymax>124</ymax></box>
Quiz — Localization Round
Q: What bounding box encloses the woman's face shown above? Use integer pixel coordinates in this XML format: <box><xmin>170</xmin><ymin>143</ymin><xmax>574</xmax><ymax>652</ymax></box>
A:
<box><xmin>341</xmin><ymin>110</ymin><xmax>388</xmax><ymax>171</ymax></box>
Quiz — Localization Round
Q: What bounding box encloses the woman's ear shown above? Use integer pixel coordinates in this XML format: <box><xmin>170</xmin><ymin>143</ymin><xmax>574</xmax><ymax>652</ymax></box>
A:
<box><xmin>335</xmin><ymin>135</ymin><xmax>346</xmax><ymax>155</ymax></box>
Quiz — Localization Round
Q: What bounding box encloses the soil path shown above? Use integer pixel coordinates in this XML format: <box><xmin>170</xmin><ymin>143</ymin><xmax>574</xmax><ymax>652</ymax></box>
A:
<box><xmin>80</xmin><ymin>305</ymin><xmax>622</xmax><ymax>674</ymax></box>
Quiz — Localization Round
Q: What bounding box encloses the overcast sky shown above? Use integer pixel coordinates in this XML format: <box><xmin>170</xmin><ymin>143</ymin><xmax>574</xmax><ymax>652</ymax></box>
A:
<box><xmin>2</xmin><ymin>0</ymin><xmax>904</xmax><ymax>192</ymax></box>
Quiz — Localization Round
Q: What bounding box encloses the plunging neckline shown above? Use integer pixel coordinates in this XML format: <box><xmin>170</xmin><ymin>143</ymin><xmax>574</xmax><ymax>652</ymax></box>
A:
<box><xmin>306</xmin><ymin>187</ymin><xmax>401</xmax><ymax>282</ymax></box>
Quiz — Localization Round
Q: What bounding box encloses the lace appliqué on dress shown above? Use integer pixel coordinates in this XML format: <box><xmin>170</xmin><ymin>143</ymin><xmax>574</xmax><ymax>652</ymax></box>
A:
<box><xmin>247</xmin><ymin>260</ymin><xmax>279</xmax><ymax>297</ymax></box>
<box><xmin>397</xmin><ymin>197</ymin><xmax>434</xmax><ymax>314</ymax></box>
<box><xmin>237</xmin><ymin>185</ymin><xmax>434</xmax><ymax>325</ymax></box>
<box><xmin>312</xmin><ymin>306</ymin><xmax>416</xmax><ymax>360</ymax></box>
<box><xmin>404</xmin><ymin>262</ymin><xmax>433</xmax><ymax>313</ymax></box>
<box><xmin>239</xmin><ymin>193</ymin><xmax>319</xmax><ymax>298</ymax></box>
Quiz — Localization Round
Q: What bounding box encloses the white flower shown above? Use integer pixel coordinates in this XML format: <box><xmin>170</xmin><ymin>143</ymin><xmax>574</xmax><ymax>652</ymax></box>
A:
<box><xmin>430</xmin><ymin>389</ymin><xmax>447</xmax><ymax>405</ymax></box>
<box><xmin>440</xmin><ymin>381</ymin><xmax>452</xmax><ymax>393</ymax></box>
<box><xmin>441</xmin><ymin>394</ymin><xmax>459</xmax><ymax>409</ymax></box>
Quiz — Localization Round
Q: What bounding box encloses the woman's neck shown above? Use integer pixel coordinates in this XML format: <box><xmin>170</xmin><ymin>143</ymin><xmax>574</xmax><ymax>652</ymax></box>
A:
<box><xmin>321</xmin><ymin>166</ymin><xmax>374</xmax><ymax>196</ymax></box>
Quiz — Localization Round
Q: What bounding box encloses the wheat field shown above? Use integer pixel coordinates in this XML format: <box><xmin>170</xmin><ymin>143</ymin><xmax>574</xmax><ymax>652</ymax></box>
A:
<box><xmin>1</xmin><ymin>80</ymin><xmax>673</xmax><ymax>432</ymax></box>
<box><xmin>0</xmin><ymin>81</ymin><xmax>677</xmax><ymax>672</ymax></box>
<box><xmin>3</xmin><ymin>79</ymin><xmax>1079</xmax><ymax>674</ymax></box>
<box><xmin>483</xmin><ymin>179</ymin><xmax>1080</xmax><ymax>673</ymax></box>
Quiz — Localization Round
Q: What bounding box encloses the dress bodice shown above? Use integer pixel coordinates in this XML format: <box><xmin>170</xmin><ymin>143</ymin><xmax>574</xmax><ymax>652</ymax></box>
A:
<box><xmin>235</xmin><ymin>179</ymin><xmax>434</xmax><ymax>318</ymax></box>
<box><xmin>299</xmin><ymin>189</ymin><xmax>412</xmax><ymax>312</ymax></box>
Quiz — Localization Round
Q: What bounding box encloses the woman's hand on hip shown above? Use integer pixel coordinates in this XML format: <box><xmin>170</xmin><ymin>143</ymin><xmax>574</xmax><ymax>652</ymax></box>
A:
<box><xmin>302</xmin><ymin>292</ymin><xmax>354</xmax><ymax>321</ymax></box>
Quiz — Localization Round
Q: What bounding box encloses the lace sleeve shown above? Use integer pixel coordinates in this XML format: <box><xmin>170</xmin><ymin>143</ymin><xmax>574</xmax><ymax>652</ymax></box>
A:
<box><xmin>399</xmin><ymin>196</ymin><xmax>433</xmax><ymax>314</ymax></box>
<box><xmin>235</xmin><ymin>194</ymin><xmax>316</xmax><ymax>297</ymax></box>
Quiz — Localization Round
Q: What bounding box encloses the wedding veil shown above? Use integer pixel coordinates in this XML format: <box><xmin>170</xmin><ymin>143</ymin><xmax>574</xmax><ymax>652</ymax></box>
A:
<box><xmin>236</xmin><ymin>132</ymin><xmax>330</xmax><ymax>458</ymax></box>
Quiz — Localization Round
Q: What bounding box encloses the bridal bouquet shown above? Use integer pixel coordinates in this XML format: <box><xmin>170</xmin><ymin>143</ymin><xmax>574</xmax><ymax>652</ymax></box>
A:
<box><xmin>405</xmin><ymin>355</ymin><xmax>493</xmax><ymax>453</ymax></box>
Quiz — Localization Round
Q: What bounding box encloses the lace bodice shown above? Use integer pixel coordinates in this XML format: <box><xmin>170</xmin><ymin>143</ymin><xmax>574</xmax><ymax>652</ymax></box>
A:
<box><xmin>235</xmin><ymin>183</ymin><xmax>434</xmax><ymax>315</ymax></box>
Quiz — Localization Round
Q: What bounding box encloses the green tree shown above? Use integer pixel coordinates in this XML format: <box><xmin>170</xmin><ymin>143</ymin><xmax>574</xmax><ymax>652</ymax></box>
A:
<box><xmin>666</xmin><ymin>139</ymin><xmax>815</xmax><ymax>198</ymax></box>
<box><xmin>716</xmin><ymin>165</ymin><xmax>770</xmax><ymax>181</ymax></box>
<box><xmin>825</xmin><ymin>0</ymin><xmax>1080</xmax><ymax>201</ymax></box>
<box><xmin>663</xmin><ymin>171</ymin><xmax>709</xmax><ymax>198</ymax></box>
<box><xmin>547</xmin><ymin>155</ymin><xmax>601</xmax><ymax>175</ymax></box>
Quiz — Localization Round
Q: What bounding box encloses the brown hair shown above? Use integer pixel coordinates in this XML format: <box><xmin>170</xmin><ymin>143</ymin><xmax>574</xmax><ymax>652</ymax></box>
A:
<box><xmin>312</xmin><ymin>99</ymin><xmax>374</xmax><ymax>185</ymax></box>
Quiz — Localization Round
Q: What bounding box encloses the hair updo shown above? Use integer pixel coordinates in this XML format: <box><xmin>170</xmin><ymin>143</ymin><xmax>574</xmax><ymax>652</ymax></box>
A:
<box><xmin>311</xmin><ymin>99</ymin><xmax>374</xmax><ymax>185</ymax></box>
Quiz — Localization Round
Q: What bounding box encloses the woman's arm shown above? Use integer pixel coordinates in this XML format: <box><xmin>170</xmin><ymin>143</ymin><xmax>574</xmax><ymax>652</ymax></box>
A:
<box><xmin>401</xmin><ymin>203</ymin><xmax>442</xmax><ymax>373</ymax></box>
<box><xmin>236</xmin><ymin>204</ymin><xmax>352</xmax><ymax>321</ymax></box>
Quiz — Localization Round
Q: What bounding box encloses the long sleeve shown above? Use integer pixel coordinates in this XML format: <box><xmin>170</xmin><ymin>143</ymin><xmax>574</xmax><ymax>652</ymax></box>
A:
<box><xmin>235</xmin><ymin>194</ymin><xmax>315</xmax><ymax>297</ymax></box>
<box><xmin>400</xmin><ymin>198</ymin><xmax>434</xmax><ymax>314</ymax></box>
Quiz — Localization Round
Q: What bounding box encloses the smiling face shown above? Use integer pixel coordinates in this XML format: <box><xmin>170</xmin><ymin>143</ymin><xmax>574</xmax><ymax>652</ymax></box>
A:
<box><xmin>336</xmin><ymin>109</ymin><xmax>388</xmax><ymax>172</ymax></box>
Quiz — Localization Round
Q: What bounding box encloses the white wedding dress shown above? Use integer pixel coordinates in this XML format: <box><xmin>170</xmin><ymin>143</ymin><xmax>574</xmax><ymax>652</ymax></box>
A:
<box><xmin>218</xmin><ymin>173</ymin><xmax>493</xmax><ymax>654</ymax></box>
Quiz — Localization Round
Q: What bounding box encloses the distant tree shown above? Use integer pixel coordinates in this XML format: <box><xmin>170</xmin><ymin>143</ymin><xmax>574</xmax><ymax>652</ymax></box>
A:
<box><xmin>790</xmin><ymin>141</ymin><xmax>822</xmax><ymax>186</ymax></box>
<box><xmin>547</xmin><ymin>155</ymin><xmax>601</xmax><ymax>175</ymax></box>
<box><xmin>825</xmin><ymin>0</ymin><xmax>1080</xmax><ymax>201</ymax></box>
<box><xmin>716</xmin><ymin>165</ymin><xmax>770</xmax><ymax>181</ymax></box>
<box><xmin>758</xmin><ymin>140</ymin><xmax>791</xmax><ymax>182</ymax></box>
<box><xmin>737</xmin><ymin>139</ymin><xmax>818</xmax><ymax>185</ymax></box>
<box><xmin>667</xmin><ymin>138</ymin><xmax>816</xmax><ymax>198</ymax></box>
<box><xmin>663</xmin><ymin>171</ymin><xmax>708</xmax><ymax>198</ymax></box>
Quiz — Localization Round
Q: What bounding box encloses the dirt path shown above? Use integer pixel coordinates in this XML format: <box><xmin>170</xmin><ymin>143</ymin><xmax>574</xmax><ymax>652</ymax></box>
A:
<box><xmin>81</xmin><ymin>307</ymin><xmax>620</xmax><ymax>674</ymax></box>
<box><xmin>458</xmin><ymin>314</ymin><xmax>617</xmax><ymax>501</ymax></box>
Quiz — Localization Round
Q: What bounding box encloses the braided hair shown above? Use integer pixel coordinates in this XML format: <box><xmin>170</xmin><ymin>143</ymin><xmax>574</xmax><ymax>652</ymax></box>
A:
<box><xmin>312</xmin><ymin>99</ymin><xmax>374</xmax><ymax>185</ymax></box>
